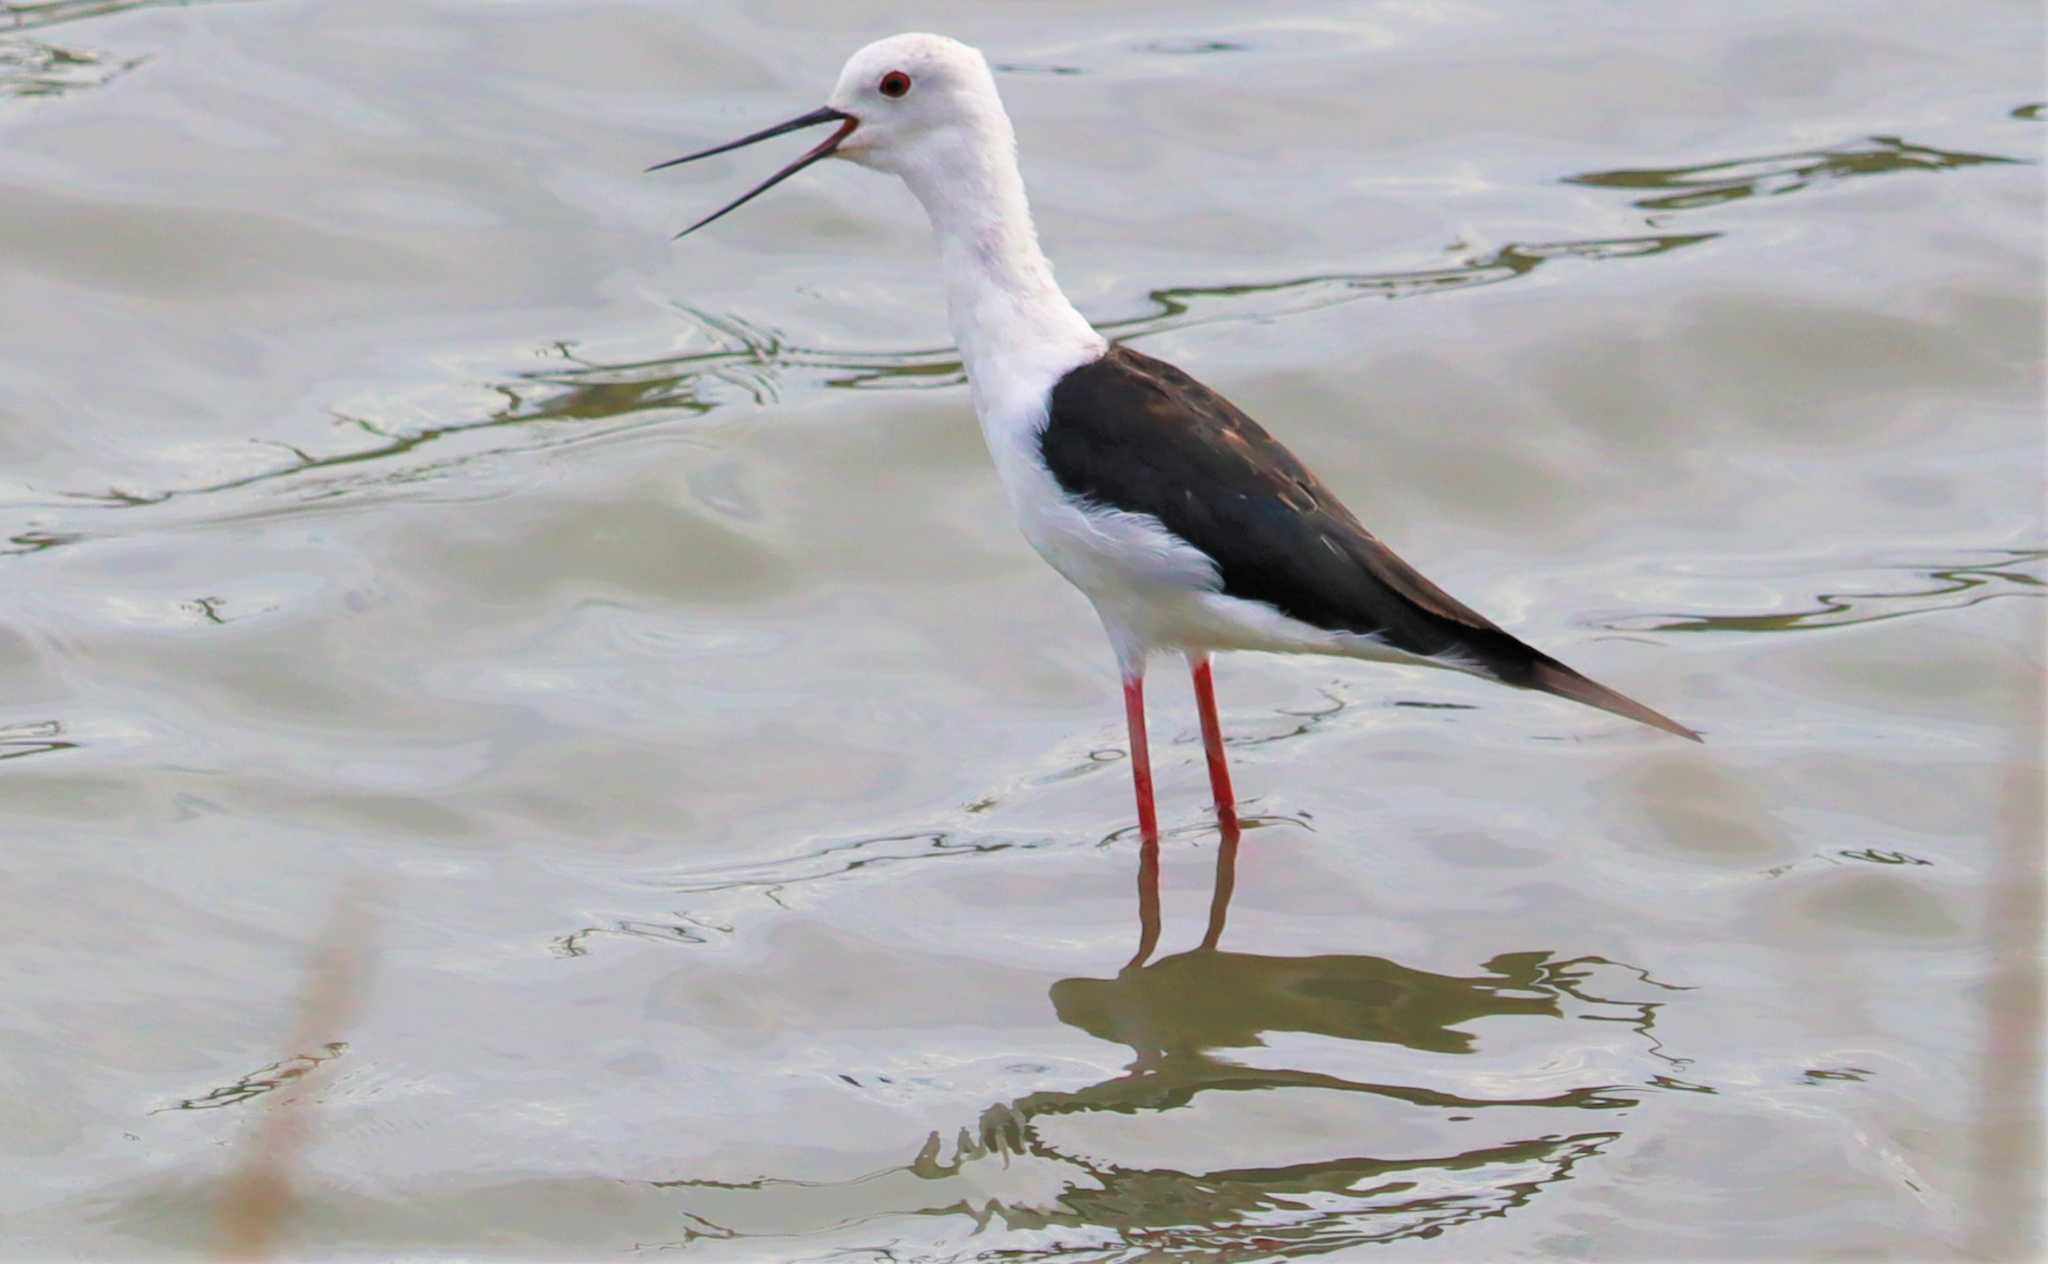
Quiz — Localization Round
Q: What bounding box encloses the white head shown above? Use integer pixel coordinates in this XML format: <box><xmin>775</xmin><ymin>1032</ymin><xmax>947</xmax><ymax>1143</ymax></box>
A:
<box><xmin>650</xmin><ymin>33</ymin><xmax>1018</xmax><ymax>237</ymax></box>
<box><xmin>650</xmin><ymin>33</ymin><xmax>1104</xmax><ymax>415</ymax></box>
<box><xmin>827</xmin><ymin>34</ymin><xmax>1011</xmax><ymax>176</ymax></box>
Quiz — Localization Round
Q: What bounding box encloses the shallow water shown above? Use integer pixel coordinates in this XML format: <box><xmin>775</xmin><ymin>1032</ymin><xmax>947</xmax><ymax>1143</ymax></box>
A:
<box><xmin>2</xmin><ymin>1</ymin><xmax>2042</xmax><ymax>1259</ymax></box>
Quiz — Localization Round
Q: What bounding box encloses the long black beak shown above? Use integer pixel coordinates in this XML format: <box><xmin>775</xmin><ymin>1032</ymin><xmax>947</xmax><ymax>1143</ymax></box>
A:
<box><xmin>647</xmin><ymin>106</ymin><xmax>858</xmax><ymax>239</ymax></box>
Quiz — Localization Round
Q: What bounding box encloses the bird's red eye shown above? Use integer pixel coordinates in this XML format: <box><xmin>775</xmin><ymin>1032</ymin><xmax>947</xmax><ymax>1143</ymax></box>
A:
<box><xmin>879</xmin><ymin>70</ymin><xmax>912</xmax><ymax>98</ymax></box>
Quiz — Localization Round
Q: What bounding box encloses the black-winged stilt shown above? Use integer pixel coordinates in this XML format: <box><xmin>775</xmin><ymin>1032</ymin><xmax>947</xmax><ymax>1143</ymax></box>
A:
<box><xmin>651</xmin><ymin>33</ymin><xmax>1699</xmax><ymax>845</ymax></box>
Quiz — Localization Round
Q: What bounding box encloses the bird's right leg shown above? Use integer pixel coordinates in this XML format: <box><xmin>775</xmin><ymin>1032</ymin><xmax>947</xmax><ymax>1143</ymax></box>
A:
<box><xmin>1122</xmin><ymin>672</ymin><xmax>1160</xmax><ymax>844</ymax></box>
<box><xmin>1187</xmin><ymin>652</ymin><xmax>1240</xmax><ymax>837</ymax></box>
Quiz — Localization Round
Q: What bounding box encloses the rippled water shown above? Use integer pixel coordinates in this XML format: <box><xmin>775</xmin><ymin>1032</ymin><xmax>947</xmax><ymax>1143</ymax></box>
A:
<box><xmin>3</xmin><ymin>1</ymin><xmax>2042</xmax><ymax>1259</ymax></box>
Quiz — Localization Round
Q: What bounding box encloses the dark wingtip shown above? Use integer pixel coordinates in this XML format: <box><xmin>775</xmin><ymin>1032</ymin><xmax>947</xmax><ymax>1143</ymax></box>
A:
<box><xmin>1527</xmin><ymin>659</ymin><xmax>1702</xmax><ymax>742</ymax></box>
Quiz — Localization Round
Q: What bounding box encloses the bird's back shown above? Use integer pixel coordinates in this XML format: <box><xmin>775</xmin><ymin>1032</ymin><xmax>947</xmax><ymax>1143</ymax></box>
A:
<box><xmin>1041</xmin><ymin>345</ymin><xmax>1698</xmax><ymax>740</ymax></box>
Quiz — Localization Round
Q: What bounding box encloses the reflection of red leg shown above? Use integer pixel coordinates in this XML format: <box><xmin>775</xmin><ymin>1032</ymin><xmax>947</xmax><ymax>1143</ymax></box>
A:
<box><xmin>1126</xmin><ymin>834</ymin><xmax>1161</xmax><ymax>972</ymax></box>
<box><xmin>1123</xmin><ymin>674</ymin><xmax>1160</xmax><ymax>843</ymax></box>
<box><xmin>1189</xmin><ymin>654</ymin><xmax>1239</xmax><ymax>836</ymax></box>
<box><xmin>1199</xmin><ymin>826</ymin><xmax>1240</xmax><ymax>952</ymax></box>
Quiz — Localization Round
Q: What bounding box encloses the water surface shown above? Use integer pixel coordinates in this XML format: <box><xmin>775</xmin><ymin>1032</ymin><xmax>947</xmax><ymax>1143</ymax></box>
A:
<box><xmin>1</xmin><ymin>0</ymin><xmax>2042</xmax><ymax>1259</ymax></box>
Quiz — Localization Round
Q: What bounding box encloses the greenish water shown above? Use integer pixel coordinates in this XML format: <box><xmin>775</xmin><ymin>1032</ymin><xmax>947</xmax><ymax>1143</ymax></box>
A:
<box><xmin>2</xmin><ymin>1</ymin><xmax>2041</xmax><ymax>1259</ymax></box>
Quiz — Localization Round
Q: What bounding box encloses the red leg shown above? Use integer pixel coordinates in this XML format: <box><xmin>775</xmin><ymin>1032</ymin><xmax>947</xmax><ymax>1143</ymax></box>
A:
<box><xmin>1122</xmin><ymin>674</ymin><xmax>1159</xmax><ymax>843</ymax></box>
<box><xmin>1189</xmin><ymin>654</ymin><xmax>1239</xmax><ymax>836</ymax></box>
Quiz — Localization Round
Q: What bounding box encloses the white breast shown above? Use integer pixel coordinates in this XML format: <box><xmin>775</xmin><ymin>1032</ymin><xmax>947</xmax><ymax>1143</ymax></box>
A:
<box><xmin>884</xmin><ymin>94</ymin><xmax>1240</xmax><ymax>669</ymax></box>
<box><xmin>974</xmin><ymin>377</ymin><xmax>1234</xmax><ymax>670</ymax></box>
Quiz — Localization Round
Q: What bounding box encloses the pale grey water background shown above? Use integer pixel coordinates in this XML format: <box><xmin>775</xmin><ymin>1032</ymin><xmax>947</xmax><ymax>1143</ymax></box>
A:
<box><xmin>2</xmin><ymin>1</ymin><xmax>2043</xmax><ymax>1259</ymax></box>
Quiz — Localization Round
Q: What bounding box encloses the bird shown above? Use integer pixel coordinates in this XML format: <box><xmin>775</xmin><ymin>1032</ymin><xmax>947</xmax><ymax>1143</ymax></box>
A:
<box><xmin>649</xmin><ymin>32</ymin><xmax>1699</xmax><ymax>844</ymax></box>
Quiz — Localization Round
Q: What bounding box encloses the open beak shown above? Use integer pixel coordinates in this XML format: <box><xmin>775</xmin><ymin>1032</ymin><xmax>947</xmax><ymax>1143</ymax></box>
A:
<box><xmin>647</xmin><ymin>106</ymin><xmax>858</xmax><ymax>239</ymax></box>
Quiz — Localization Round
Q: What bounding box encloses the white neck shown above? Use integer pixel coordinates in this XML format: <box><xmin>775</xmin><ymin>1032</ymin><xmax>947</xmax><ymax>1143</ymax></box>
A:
<box><xmin>893</xmin><ymin>120</ymin><xmax>1105</xmax><ymax>425</ymax></box>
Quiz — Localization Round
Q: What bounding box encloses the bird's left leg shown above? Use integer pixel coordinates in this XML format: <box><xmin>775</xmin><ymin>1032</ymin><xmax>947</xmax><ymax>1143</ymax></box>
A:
<box><xmin>1187</xmin><ymin>652</ymin><xmax>1240</xmax><ymax>837</ymax></box>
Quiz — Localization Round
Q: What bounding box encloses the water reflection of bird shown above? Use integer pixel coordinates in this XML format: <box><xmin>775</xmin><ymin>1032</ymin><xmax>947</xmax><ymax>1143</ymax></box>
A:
<box><xmin>962</xmin><ymin>836</ymin><xmax>1641</xmax><ymax>1247</ymax></box>
<box><xmin>656</xmin><ymin>832</ymin><xmax>1643</xmax><ymax>1254</ymax></box>
<box><xmin>1066</xmin><ymin>832</ymin><xmax>1559</xmax><ymax>1064</ymax></box>
<box><xmin>651</xmin><ymin>32</ymin><xmax>1697</xmax><ymax>844</ymax></box>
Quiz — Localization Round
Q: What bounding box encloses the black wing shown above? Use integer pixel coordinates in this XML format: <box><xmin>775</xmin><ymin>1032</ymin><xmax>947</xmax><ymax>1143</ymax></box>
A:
<box><xmin>1041</xmin><ymin>345</ymin><xmax>1698</xmax><ymax>740</ymax></box>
